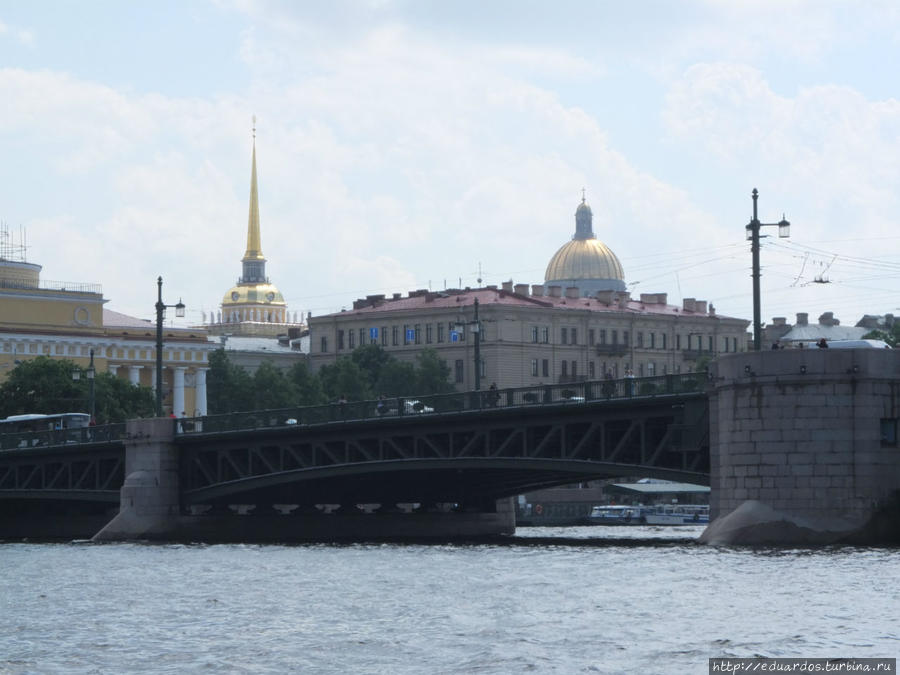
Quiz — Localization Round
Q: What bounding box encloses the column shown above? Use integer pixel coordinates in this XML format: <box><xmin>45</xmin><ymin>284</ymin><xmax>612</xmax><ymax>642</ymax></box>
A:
<box><xmin>195</xmin><ymin>368</ymin><xmax>208</xmax><ymax>416</ymax></box>
<box><xmin>173</xmin><ymin>367</ymin><xmax>186</xmax><ymax>417</ymax></box>
<box><xmin>151</xmin><ymin>367</ymin><xmax>157</xmax><ymax>394</ymax></box>
<box><xmin>129</xmin><ymin>365</ymin><xmax>141</xmax><ymax>385</ymax></box>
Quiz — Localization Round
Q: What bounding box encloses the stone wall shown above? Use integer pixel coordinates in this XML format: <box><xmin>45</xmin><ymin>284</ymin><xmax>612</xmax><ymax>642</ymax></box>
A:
<box><xmin>705</xmin><ymin>349</ymin><xmax>900</xmax><ymax>543</ymax></box>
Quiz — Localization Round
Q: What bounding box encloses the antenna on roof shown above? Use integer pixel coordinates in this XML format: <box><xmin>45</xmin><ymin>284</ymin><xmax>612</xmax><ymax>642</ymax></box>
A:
<box><xmin>477</xmin><ymin>262</ymin><xmax>483</xmax><ymax>286</ymax></box>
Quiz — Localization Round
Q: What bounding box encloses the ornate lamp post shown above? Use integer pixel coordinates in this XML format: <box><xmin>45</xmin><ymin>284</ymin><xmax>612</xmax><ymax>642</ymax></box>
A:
<box><xmin>86</xmin><ymin>349</ymin><xmax>95</xmax><ymax>421</ymax></box>
<box><xmin>745</xmin><ymin>189</ymin><xmax>790</xmax><ymax>351</ymax></box>
<box><xmin>155</xmin><ymin>276</ymin><xmax>185</xmax><ymax>417</ymax></box>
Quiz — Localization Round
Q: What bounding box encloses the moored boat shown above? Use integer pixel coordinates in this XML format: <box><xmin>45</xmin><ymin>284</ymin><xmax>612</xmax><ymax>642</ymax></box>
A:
<box><xmin>644</xmin><ymin>504</ymin><xmax>709</xmax><ymax>525</ymax></box>
<box><xmin>588</xmin><ymin>504</ymin><xmax>650</xmax><ymax>525</ymax></box>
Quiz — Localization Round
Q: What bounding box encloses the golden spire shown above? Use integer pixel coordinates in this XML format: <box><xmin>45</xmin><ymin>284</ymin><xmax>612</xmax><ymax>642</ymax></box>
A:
<box><xmin>243</xmin><ymin>116</ymin><xmax>265</xmax><ymax>262</ymax></box>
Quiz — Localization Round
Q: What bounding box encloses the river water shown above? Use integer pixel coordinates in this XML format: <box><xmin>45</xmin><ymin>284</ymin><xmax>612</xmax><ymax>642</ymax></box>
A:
<box><xmin>1</xmin><ymin>526</ymin><xmax>897</xmax><ymax>674</ymax></box>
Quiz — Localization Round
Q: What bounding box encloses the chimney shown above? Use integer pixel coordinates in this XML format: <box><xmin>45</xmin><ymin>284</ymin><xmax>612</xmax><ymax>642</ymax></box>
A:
<box><xmin>501</xmin><ymin>280</ymin><xmax>513</xmax><ymax>292</ymax></box>
<box><xmin>595</xmin><ymin>290</ymin><xmax>614</xmax><ymax>305</ymax></box>
<box><xmin>514</xmin><ymin>284</ymin><xmax>530</xmax><ymax>296</ymax></box>
<box><xmin>772</xmin><ymin>317</ymin><xmax>786</xmax><ymax>326</ymax></box>
<box><xmin>708</xmin><ymin>303</ymin><xmax>715</xmax><ymax>315</ymax></box>
<box><xmin>531</xmin><ymin>284</ymin><xmax>544</xmax><ymax>296</ymax></box>
<box><xmin>565</xmin><ymin>286</ymin><xmax>579</xmax><ymax>299</ymax></box>
<box><xmin>796</xmin><ymin>312</ymin><xmax>808</xmax><ymax>326</ymax></box>
<box><xmin>683</xmin><ymin>298</ymin><xmax>697</xmax><ymax>312</ymax></box>
<box><xmin>392</xmin><ymin>293</ymin><xmax>402</xmax><ymax>300</ymax></box>
<box><xmin>818</xmin><ymin>311</ymin><xmax>838</xmax><ymax>326</ymax></box>
<box><xmin>548</xmin><ymin>285</ymin><xmax>562</xmax><ymax>298</ymax></box>
<box><xmin>695</xmin><ymin>300</ymin><xmax>707</xmax><ymax>314</ymax></box>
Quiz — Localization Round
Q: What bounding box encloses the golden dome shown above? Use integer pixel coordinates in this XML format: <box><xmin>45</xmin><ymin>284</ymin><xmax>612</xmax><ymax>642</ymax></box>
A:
<box><xmin>222</xmin><ymin>283</ymin><xmax>286</xmax><ymax>307</ymax></box>
<box><xmin>545</xmin><ymin>238</ymin><xmax>625</xmax><ymax>283</ymax></box>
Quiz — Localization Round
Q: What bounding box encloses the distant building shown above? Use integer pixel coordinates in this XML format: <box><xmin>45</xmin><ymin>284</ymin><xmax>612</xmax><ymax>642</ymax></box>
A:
<box><xmin>204</xmin><ymin>125</ymin><xmax>305</xmax><ymax>339</ymax></box>
<box><xmin>309</xmin><ymin>196</ymin><xmax>750</xmax><ymax>390</ymax></box>
<box><xmin>764</xmin><ymin>312</ymin><xmax>868</xmax><ymax>347</ymax></box>
<box><xmin>0</xmin><ymin>228</ymin><xmax>214</xmax><ymax>416</ymax></box>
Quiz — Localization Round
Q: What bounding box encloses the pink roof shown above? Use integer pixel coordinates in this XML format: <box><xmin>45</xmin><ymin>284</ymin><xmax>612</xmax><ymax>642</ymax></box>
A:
<box><xmin>319</xmin><ymin>288</ymin><xmax>744</xmax><ymax>321</ymax></box>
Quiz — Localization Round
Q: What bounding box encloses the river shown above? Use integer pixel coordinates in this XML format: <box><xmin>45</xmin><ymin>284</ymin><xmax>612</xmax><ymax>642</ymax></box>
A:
<box><xmin>1</xmin><ymin>526</ymin><xmax>897</xmax><ymax>674</ymax></box>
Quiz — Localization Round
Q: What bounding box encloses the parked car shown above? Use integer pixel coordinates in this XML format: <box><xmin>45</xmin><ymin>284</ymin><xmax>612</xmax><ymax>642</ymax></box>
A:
<box><xmin>378</xmin><ymin>399</ymin><xmax>435</xmax><ymax>415</ymax></box>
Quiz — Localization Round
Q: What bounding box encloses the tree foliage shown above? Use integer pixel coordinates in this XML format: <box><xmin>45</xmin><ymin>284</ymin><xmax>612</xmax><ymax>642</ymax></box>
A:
<box><xmin>862</xmin><ymin>323</ymin><xmax>900</xmax><ymax>348</ymax></box>
<box><xmin>0</xmin><ymin>356</ymin><xmax>154</xmax><ymax>423</ymax></box>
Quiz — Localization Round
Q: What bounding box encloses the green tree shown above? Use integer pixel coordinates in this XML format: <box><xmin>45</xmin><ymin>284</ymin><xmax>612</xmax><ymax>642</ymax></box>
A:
<box><xmin>0</xmin><ymin>357</ymin><xmax>86</xmax><ymax>417</ymax></box>
<box><xmin>206</xmin><ymin>349</ymin><xmax>255</xmax><ymax>414</ymax></box>
<box><xmin>414</xmin><ymin>348</ymin><xmax>454</xmax><ymax>395</ymax></box>
<box><xmin>93</xmin><ymin>372</ymin><xmax>155</xmax><ymax>423</ymax></box>
<box><xmin>862</xmin><ymin>323</ymin><xmax>900</xmax><ymax>348</ymax></box>
<box><xmin>287</xmin><ymin>361</ymin><xmax>326</xmax><ymax>406</ymax></box>
<box><xmin>252</xmin><ymin>361</ymin><xmax>298</xmax><ymax>410</ymax></box>
<box><xmin>375</xmin><ymin>359</ymin><xmax>417</xmax><ymax>397</ymax></box>
<box><xmin>350</xmin><ymin>344</ymin><xmax>393</xmax><ymax>392</ymax></box>
<box><xmin>318</xmin><ymin>357</ymin><xmax>373</xmax><ymax>402</ymax></box>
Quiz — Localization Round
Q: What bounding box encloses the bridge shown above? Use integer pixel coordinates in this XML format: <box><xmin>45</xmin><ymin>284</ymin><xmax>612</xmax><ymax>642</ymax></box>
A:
<box><xmin>0</xmin><ymin>373</ymin><xmax>711</xmax><ymax>540</ymax></box>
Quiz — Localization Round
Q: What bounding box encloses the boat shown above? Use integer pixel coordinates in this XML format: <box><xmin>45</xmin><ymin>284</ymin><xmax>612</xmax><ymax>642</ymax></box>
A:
<box><xmin>644</xmin><ymin>504</ymin><xmax>709</xmax><ymax>525</ymax></box>
<box><xmin>588</xmin><ymin>504</ymin><xmax>650</xmax><ymax>525</ymax></box>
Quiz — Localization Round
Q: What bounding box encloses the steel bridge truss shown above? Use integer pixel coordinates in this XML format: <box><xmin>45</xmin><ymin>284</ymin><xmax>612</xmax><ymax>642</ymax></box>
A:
<box><xmin>0</xmin><ymin>444</ymin><xmax>124</xmax><ymax>503</ymax></box>
<box><xmin>179</xmin><ymin>396</ymin><xmax>709</xmax><ymax>507</ymax></box>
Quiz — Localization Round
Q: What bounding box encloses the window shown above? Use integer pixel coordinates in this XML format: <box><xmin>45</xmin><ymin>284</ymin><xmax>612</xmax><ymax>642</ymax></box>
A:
<box><xmin>571</xmin><ymin>328</ymin><xmax>577</xmax><ymax>345</ymax></box>
<box><xmin>348</xmin><ymin>330</ymin><xmax>355</xmax><ymax>349</ymax></box>
<box><xmin>662</xmin><ymin>333</ymin><xmax>667</xmax><ymax>349</ymax></box>
<box><xmin>320</xmin><ymin>336</ymin><xmax>328</xmax><ymax>352</ymax></box>
<box><xmin>733</xmin><ymin>337</ymin><xmax>738</xmax><ymax>352</ymax></box>
<box><xmin>648</xmin><ymin>362</ymin><xmax>656</xmax><ymax>376</ymax></box>
<box><xmin>531</xmin><ymin>326</ymin><xmax>539</xmax><ymax>343</ymax></box>
<box><xmin>457</xmin><ymin>323</ymin><xmax>466</xmax><ymax>342</ymax></box>
<box><xmin>561</xmin><ymin>327</ymin><xmax>568</xmax><ymax>345</ymax></box>
<box><xmin>650</xmin><ymin>333</ymin><xmax>655</xmax><ymax>349</ymax></box>
<box><xmin>599</xmin><ymin>329</ymin><xmax>606</xmax><ymax>345</ymax></box>
<box><xmin>637</xmin><ymin>332</ymin><xmax>644</xmax><ymax>348</ymax></box>
<box><xmin>531</xmin><ymin>359</ymin><xmax>538</xmax><ymax>376</ymax></box>
<box><xmin>588</xmin><ymin>361</ymin><xmax>595</xmax><ymax>379</ymax></box>
<box><xmin>571</xmin><ymin>360</ymin><xmax>577</xmax><ymax>377</ymax></box>
<box><xmin>561</xmin><ymin>360</ymin><xmax>568</xmax><ymax>376</ymax></box>
<box><xmin>360</xmin><ymin>328</ymin><xmax>366</xmax><ymax>346</ymax></box>
<box><xmin>403</xmin><ymin>324</ymin><xmax>410</xmax><ymax>345</ymax></box>
<box><xmin>880</xmin><ymin>418</ymin><xmax>897</xmax><ymax>446</ymax></box>
<box><xmin>392</xmin><ymin>326</ymin><xmax>399</xmax><ymax>346</ymax></box>
<box><xmin>542</xmin><ymin>359</ymin><xmax>549</xmax><ymax>377</ymax></box>
<box><xmin>426</xmin><ymin>324</ymin><xmax>433</xmax><ymax>344</ymax></box>
<box><xmin>676</xmin><ymin>334</ymin><xmax>681</xmax><ymax>350</ymax></box>
<box><xmin>588</xmin><ymin>329</ymin><xmax>595</xmax><ymax>345</ymax></box>
<box><xmin>542</xmin><ymin>327</ymin><xmax>550</xmax><ymax>343</ymax></box>
<box><xmin>455</xmin><ymin>359</ymin><xmax>465</xmax><ymax>383</ymax></box>
<box><xmin>708</xmin><ymin>335</ymin><xmax>714</xmax><ymax>352</ymax></box>
<box><xmin>623</xmin><ymin>330</ymin><xmax>629</xmax><ymax>346</ymax></box>
<box><xmin>638</xmin><ymin>363</ymin><xmax>644</xmax><ymax>377</ymax></box>
<box><xmin>337</xmin><ymin>330</ymin><xmax>345</xmax><ymax>350</ymax></box>
<box><xmin>381</xmin><ymin>327</ymin><xmax>387</xmax><ymax>347</ymax></box>
<box><xmin>437</xmin><ymin>323</ymin><xmax>445</xmax><ymax>343</ymax></box>
<box><xmin>414</xmin><ymin>324</ymin><xmax>421</xmax><ymax>345</ymax></box>
<box><xmin>480</xmin><ymin>360</ymin><xmax>485</xmax><ymax>377</ymax></box>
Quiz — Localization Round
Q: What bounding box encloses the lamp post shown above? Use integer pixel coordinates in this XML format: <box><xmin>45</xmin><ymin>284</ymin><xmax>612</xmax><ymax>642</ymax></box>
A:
<box><xmin>454</xmin><ymin>298</ymin><xmax>482</xmax><ymax>391</ymax></box>
<box><xmin>155</xmin><ymin>276</ymin><xmax>185</xmax><ymax>417</ymax></box>
<box><xmin>745</xmin><ymin>188</ymin><xmax>790</xmax><ymax>351</ymax></box>
<box><xmin>86</xmin><ymin>348</ymin><xmax>95</xmax><ymax>421</ymax></box>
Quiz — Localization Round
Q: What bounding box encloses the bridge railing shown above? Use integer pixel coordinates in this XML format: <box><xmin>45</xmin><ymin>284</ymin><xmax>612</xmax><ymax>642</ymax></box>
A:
<box><xmin>180</xmin><ymin>372</ymin><xmax>706</xmax><ymax>436</ymax></box>
<box><xmin>0</xmin><ymin>423</ymin><xmax>128</xmax><ymax>451</ymax></box>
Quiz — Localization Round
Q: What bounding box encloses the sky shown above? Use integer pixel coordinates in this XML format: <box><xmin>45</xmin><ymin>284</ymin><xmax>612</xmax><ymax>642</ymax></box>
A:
<box><xmin>2</xmin><ymin>0</ymin><xmax>900</xmax><ymax>330</ymax></box>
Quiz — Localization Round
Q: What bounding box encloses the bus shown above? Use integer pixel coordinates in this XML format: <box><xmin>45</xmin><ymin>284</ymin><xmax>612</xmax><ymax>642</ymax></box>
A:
<box><xmin>0</xmin><ymin>413</ymin><xmax>92</xmax><ymax>449</ymax></box>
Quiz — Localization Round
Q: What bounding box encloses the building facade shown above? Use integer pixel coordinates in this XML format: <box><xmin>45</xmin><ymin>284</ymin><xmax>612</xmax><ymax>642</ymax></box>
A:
<box><xmin>308</xmin><ymin>196</ymin><xmax>750</xmax><ymax>390</ymax></box>
<box><xmin>0</xmin><ymin>235</ymin><xmax>213</xmax><ymax>417</ymax></box>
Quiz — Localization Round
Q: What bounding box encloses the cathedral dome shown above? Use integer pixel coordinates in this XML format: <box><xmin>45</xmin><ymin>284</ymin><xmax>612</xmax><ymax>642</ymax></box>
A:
<box><xmin>222</xmin><ymin>282</ymin><xmax>286</xmax><ymax>307</ymax></box>
<box><xmin>545</xmin><ymin>238</ymin><xmax>625</xmax><ymax>284</ymax></box>
<box><xmin>543</xmin><ymin>195</ymin><xmax>627</xmax><ymax>294</ymax></box>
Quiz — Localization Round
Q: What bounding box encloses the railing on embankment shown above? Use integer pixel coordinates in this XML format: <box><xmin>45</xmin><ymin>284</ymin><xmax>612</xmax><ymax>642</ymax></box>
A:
<box><xmin>180</xmin><ymin>372</ymin><xmax>707</xmax><ymax>436</ymax></box>
<box><xmin>0</xmin><ymin>423</ymin><xmax>127</xmax><ymax>452</ymax></box>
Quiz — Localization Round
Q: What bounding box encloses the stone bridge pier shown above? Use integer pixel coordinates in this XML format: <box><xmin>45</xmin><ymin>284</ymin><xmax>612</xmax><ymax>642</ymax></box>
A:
<box><xmin>701</xmin><ymin>348</ymin><xmax>900</xmax><ymax>545</ymax></box>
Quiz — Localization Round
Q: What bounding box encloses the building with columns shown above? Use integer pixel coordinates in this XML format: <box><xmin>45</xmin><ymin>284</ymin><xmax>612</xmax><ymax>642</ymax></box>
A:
<box><xmin>308</xmin><ymin>195</ymin><xmax>750</xmax><ymax>390</ymax></box>
<box><xmin>0</xmin><ymin>232</ymin><xmax>214</xmax><ymax>417</ymax></box>
<box><xmin>204</xmin><ymin>125</ymin><xmax>305</xmax><ymax>339</ymax></box>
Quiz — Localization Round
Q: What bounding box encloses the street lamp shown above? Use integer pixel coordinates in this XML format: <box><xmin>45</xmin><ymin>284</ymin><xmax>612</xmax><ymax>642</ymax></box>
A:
<box><xmin>86</xmin><ymin>349</ymin><xmax>95</xmax><ymax>421</ymax></box>
<box><xmin>155</xmin><ymin>276</ymin><xmax>185</xmax><ymax>417</ymax></box>
<box><xmin>454</xmin><ymin>298</ymin><xmax>482</xmax><ymax>391</ymax></box>
<box><xmin>745</xmin><ymin>188</ymin><xmax>790</xmax><ymax>351</ymax></box>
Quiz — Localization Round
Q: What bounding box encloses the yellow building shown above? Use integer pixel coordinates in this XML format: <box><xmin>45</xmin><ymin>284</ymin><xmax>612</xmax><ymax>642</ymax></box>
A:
<box><xmin>206</xmin><ymin>125</ymin><xmax>304</xmax><ymax>338</ymax></box>
<box><xmin>0</xmin><ymin>232</ymin><xmax>213</xmax><ymax>417</ymax></box>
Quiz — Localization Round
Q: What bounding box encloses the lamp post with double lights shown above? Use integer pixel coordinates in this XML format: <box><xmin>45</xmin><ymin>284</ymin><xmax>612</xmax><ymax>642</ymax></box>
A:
<box><xmin>155</xmin><ymin>276</ymin><xmax>185</xmax><ymax>417</ymax></box>
<box><xmin>454</xmin><ymin>298</ymin><xmax>482</xmax><ymax>391</ymax></box>
<box><xmin>745</xmin><ymin>188</ymin><xmax>790</xmax><ymax>351</ymax></box>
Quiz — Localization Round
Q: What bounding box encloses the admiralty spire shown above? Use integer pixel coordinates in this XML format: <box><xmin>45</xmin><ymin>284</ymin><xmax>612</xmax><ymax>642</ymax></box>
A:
<box><xmin>207</xmin><ymin>121</ymin><xmax>301</xmax><ymax>338</ymax></box>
